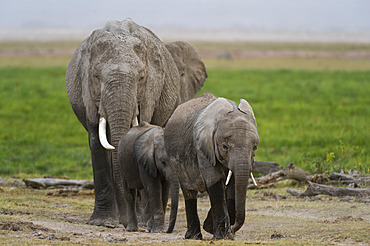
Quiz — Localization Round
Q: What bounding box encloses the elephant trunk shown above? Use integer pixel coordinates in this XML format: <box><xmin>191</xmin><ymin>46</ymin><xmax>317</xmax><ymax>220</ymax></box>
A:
<box><xmin>103</xmin><ymin>76</ymin><xmax>137</xmax><ymax>226</ymax></box>
<box><xmin>230</xmin><ymin>159</ymin><xmax>251</xmax><ymax>234</ymax></box>
<box><xmin>166</xmin><ymin>169</ymin><xmax>179</xmax><ymax>233</ymax></box>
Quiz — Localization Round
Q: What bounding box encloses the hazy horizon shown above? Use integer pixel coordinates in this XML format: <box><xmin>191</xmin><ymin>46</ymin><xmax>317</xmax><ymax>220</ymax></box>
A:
<box><xmin>1</xmin><ymin>0</ymin><xmax>370</xmax><ymax>42</ymax></box>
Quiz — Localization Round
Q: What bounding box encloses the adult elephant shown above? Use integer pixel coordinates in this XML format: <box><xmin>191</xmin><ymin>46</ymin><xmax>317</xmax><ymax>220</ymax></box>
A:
<box><xmin>65</xmin><ymin>18</ymin><xmax>207</xmax><ymax>227</ymax></box>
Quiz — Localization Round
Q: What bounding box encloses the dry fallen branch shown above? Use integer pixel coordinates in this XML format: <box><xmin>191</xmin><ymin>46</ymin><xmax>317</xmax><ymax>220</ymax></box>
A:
<box><xmin>286</xmin><ymin>181</ymin><xmax>370</xmax><ymax>197</ymax></box>
<box><xmin>23</xmin><ymin>178</ymin><xmax>94</xmax><ymax>189</ymax></box>
<box><xmin>248</xmin><ymin>163</ymin><xmax>326</xmax><ymax>189</ymax></box>
<box><xmin>328</xmin><ymin>172</ymin><xmax>370</xmax><ymax>186</ymax></box>
<box><xmin>248</xmin><ymin>163</ymin><xmax>370</xmax><ymax>189</ymax></box>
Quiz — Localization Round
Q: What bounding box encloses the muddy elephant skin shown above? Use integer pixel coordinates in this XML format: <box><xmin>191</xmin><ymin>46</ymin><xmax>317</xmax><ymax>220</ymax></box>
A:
<box><xmin>117</xmin><ymin>122</ymin><xmax>179</xmax><ymax>233</ymax></box>
<box><xmin>65</xmin><ymin>18</ymin><xmax>206</xmax><ymax>227</ymax></box>
<box><xmin>164</xmin><ymin>93</ymin><xmax>259</xmax><ymax>239</ymax></box>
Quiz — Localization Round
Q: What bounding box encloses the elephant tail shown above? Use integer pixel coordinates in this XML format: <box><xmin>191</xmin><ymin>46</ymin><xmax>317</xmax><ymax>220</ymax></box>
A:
<box><xmin>166</xmin><ymin>170</ymin><xmax>179</xmax><ymax>233</ymax></box>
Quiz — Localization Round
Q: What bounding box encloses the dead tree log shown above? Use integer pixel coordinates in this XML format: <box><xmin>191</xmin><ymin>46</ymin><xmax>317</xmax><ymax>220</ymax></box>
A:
<box><xmin>253</xmin><ymin>161</ymin><xmax>281</xmax><ymax>175</ymax></box>
<box><xmin>328</xmin><ymin>172</ymin><xmax>370</xmax><ymax>186</ymax></box>
<box><xmin>248</xmin><ymin>163</ymin><xmax>327</xmax><ymax>189</ymax></box>
<box><xmin>23</xmin><ymin>178</ymin><xmax>94</xmax><ymax>189</ymax></box>
<box><xmin>286</xmin><ymin>181</ymin><xmax>370</xmax><ymax>197</ymax></box>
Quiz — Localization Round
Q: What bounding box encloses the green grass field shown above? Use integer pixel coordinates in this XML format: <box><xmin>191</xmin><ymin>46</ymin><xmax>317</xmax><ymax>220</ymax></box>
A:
<box><xmin>0</xmin><ymin>67</ymin><xmax>91</xmax><ymax>179</ymax></box>
<box><xmin>200</xmin><ymin>69</ymin><xmax>369</xmax><ymax>174</ymax></box>
<box><xmin>0</xmin><ymin>40</ymin><xmax>369</xmax><ymax>178</ymax></box>
<box><xmin>0</xmin><ymin>64</ymin><xmax>368</xmax><ymax>178</ymax></box>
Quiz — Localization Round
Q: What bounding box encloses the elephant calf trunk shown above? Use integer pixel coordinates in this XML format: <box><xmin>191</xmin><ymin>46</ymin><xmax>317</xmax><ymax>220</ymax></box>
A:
<box><xmin>230</xmin><ymin>164</ymin><xmax>250</xmax><ymax>234</ymax></box>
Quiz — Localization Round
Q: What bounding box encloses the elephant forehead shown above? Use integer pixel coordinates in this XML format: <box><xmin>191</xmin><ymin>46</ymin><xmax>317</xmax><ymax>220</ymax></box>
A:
<box><xmin>219</xmin><ymin>115</ymin><xmax>250</xmax><ymax>130</ymax></box>
<box><xmin>217</xmin><ymin>117</ymin><xmax>258</xmax><ymax>140</ymax></box>
<box><xmin>103</xmin><ymin>62</ymin><xmax>135</xmax><ymax>74</ymax></box>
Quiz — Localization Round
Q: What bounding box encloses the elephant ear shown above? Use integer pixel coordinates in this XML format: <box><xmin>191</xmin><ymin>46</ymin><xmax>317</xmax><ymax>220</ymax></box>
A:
<box><xmin>66</xmin><ymin>28</ymin><xmax>112</xmax><ymax>125</ymax></box>
<box><xmin>120</xmin><ymin>20</ymin><xmax>180</xmax><ymax>127</ymax></box>
<box><xmin>134</xmin><ymin>127</ymin><xmax>158</xmax><ymax>178</ymax></box>
<box><xmin>165</xmin><ymin>41</ymin><xmax>208</xmax><ymax>106</ymax></box>
<box><xmin>238</xmin><ymin>99</ymin><xmax>257</xmax><ymax>126</ymax></box>
<box><xmin>194</xmin><ymin>98</ymin><xmax>234</xmax><ymax>167</ymax></box>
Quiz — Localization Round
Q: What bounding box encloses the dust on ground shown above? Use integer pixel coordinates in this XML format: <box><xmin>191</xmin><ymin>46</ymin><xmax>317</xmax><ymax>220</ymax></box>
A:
<box><xmin>0</xmin><ymin>178</ymin><xmax>369</xmax><ymax>245</ymax></box>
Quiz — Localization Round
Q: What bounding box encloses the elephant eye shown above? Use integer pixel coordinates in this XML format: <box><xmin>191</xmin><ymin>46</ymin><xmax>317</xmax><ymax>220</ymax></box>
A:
<box><xmin>222</xmin><ymin>143</ymin><xmax>228</xmax><ymax>151</ymax></box>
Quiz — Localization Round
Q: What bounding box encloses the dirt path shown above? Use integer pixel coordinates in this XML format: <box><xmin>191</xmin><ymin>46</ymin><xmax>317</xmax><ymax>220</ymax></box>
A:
<box><xmin>1</xmin><ymin>48</ymin><xmax>370</xmax><ymax>59</ymax></box>
<box><xmin>0</xmin><ymin>182</ymin><xmax>369</xmax><ymax>245</ymax></box>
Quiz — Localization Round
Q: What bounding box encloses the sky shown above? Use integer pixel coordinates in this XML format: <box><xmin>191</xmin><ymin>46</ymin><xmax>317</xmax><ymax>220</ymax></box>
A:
<box><xmin>1</xmin><ymin>0</ymin><xmax>370</xmax><ymax>41</ymax></box>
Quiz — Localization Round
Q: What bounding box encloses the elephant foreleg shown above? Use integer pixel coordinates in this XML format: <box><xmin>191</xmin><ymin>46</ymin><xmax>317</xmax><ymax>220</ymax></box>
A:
<box><xmin>204</xmin><ymin>199</ymin><xmax>235</xmax><ymax>234</ymax></box>
<box><xmin>87</xmin><ymin>126</ymin><xmax>119</xmax><ymax>228</ymax></box>
<box><xmin>226</xmin><ymin>174</ymin><xmax>236</xmax><ymax>226</ymax></box>
<box><xmin>204</xmin><ymin>169</ymin><xmax>236</xmax><ymax>233</ymax></box>
<box><xmin>207</xmin><ymin>180</ymin><xmax>233</xmax><ymax>240</ymax></box>
<box><xmin>203</xmin><ymin>206</ymin><xmax>214</xmax><ymax>234</ymax></box>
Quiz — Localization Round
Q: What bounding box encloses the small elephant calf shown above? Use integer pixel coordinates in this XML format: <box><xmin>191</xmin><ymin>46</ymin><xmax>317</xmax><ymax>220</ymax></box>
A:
<box><xmin>164</xmin><ymin>93</ymin><xmax>259</xmax><ymax>239</ymax></box>
<box><xmin>118</xmin><ymin>122</ymin><xmax>179</xmax><ymax>233</ymax></box>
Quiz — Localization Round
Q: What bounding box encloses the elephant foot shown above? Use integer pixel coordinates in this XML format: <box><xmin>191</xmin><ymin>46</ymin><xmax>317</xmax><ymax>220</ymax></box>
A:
<box><xmin>87</xmin><ymin>217</ymin><xmax>119</xmax><ymax>228</ymax></box>
<box><xmin>149</xmin><ymin>221</ymin><xmax>165</xmax><ymax>233</ymax></box>
<box><xmin>125</xmin><ymin>222</ymin><xmax>138</xmax><ymax>232</ymax></box>
<box><xmin>185</xmin><ymin>229</ymin><xmax>202</xmax><ymax>240</ymax></box>
<box><xmin>213</xmin><ymin>230</ymin><xmax>234</xmax><ymax>240</ymax></box>
<box><xmin>150</xmin><ymin>227</ymin><xmax>165</xmax><ymax>233</ymax></box>
<box><xmin>138</xmin><ymin>222</ymin><xmax>148</xmax><ymax>229</ymax></box>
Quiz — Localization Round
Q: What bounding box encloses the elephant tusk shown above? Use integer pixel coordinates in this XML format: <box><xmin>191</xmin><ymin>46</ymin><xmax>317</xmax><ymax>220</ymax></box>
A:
<box><xmin>225</xmin><ymin>170</ymin><xmax>232</xmax><ymax>186</ymax></box>
<box><xmin>132</xmin><ymin>116</ymin><xmax>139</xmax><ymax>127</ymax></box>
<box><xmin>98</xmin><ymin>116</ymin><xmax>115</xmax><ymax>150</ymax></box>
<box><xmin>250</xmin><ymin>172</ymin><xmax>257</xmax><ymax>186</ymax></box>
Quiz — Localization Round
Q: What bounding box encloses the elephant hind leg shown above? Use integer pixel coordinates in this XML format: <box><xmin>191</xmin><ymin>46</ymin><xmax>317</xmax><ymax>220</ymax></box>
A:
<box><xmin>147</xmin><ymin>180</ymin><xmax>165</xmax><ymax>233</ymax></box>
<box><xmin>183</xmin><ymin>189</ymin><xmax>202</xmax><ymax>240</ymax></box>
<box><xmin>138</xmin><ymin>190</ymin><xmax>151</xmax><ymax>229</ymax></box>
<box><xmin>125</xmin><ymin>188</ymin><xmax>139</xmax><ymax>232</ymax></box>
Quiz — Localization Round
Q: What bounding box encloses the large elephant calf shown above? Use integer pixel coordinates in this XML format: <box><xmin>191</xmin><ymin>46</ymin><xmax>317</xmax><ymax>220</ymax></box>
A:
<box><xmin>164</xmin><ymin>93</ymin><xmax>259</xmax><ymax>239</ymax></box>
<box><xmin>118</xmin><ymin>122</ymin><xmax>179</xmax><ymax>233</ymax></box>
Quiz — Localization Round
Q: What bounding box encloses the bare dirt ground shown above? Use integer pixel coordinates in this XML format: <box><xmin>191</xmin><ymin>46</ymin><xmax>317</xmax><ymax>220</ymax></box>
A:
<box><xmin>0</xmin><ymin>178</ymin><xmax>369</xmax><ymax>245</ymax></box>
<box><xmin>1</xmin><ymin>47</ymin><xmax>370</xmax><ymax>60</ymax></box>
<box><xmin>2</xmin><ymin>40</ymin><xmax>370</xmax><ymax>70</ymax></box>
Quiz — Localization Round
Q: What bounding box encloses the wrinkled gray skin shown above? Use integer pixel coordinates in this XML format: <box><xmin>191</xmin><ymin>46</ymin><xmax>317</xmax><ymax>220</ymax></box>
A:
<box><xmin>65</xmin><ymin>19</ymin><xmax>207</xmax><ymax>227</ymax></box>
<box><xmin>164</xmin><ymin>93</ymin><xmax>259</xmax><ymax>240</ymax></box>
<box><xmin>118</xmin><ymin>122</ymin><xmax>179</xmax><ymax>233</ymax></box>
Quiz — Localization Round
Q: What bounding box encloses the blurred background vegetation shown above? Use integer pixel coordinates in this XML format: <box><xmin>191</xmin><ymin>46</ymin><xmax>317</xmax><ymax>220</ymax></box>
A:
<box><xmin>0</xmin><ymin>40</ymin><xmax>368</xmax><ymax>179</ymax></box>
